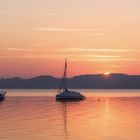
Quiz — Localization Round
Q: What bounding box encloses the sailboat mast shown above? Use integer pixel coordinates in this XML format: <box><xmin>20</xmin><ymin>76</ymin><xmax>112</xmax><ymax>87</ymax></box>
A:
<box><xmin>58</xmin><ymin>58</ymin><xmax>68</xmax><ymax>93</ymax></box>
<box><xmin>64</xmin><ymin>58</ymin><xmax>67</xmax><ymax>90</ymax></box>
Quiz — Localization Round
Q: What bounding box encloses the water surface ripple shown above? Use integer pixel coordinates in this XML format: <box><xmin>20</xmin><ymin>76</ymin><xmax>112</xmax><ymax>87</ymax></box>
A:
<box><xmin>0</xmin><ymin>89</ymin><xmax>140</xmax><ymax>140</ymax></box>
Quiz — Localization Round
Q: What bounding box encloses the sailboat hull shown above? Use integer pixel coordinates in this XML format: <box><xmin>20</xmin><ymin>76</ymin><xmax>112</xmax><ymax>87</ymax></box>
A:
<box><xmin>56</xmin><ymin>91</ymin><xmax>85</xmax><ymax>100</ymax></box>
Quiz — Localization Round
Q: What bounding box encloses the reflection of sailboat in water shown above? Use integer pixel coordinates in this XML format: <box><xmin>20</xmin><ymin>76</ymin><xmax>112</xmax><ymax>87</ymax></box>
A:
<box><xmin>56</xmin><ymin>59</ymin><xmax>85</xmax><ymax>100</ymax></box>
<box><xmin>62</xmin><ymin>102</ymin><xmax>68</xmax><ymax>139</ymax></box>
<box><xmin>60</xmin><ymin>100</ymin><xmax>82</xmax><ymax>140</ymax></box>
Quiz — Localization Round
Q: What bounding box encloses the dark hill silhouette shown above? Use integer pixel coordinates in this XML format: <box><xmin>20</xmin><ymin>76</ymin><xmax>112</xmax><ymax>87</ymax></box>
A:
<box><xmin>0</xmin><ymin>74</ymin><xmax>140</xmax><ymax>89</ymax></box>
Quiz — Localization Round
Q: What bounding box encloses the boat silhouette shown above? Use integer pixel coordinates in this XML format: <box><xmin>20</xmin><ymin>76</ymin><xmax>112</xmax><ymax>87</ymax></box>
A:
<box><xmin>56</xmin><ymin>59</ymin><xmax>85</xmax><ymax>100</ymax></box>
<box><xmin>0</xmin><ymin>90</ymin><xmax>6</xmax><ymax>101</ymax></box>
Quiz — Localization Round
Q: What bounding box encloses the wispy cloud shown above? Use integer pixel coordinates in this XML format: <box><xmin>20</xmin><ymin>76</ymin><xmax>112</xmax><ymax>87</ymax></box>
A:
<box><xmin>82</xmin><ymin>32</ymin><xmax>103</xmax><ymax>37</ymax></box>
<box><xmin>7</xmin><ymin>54</ymin><xmax>64</xmax><ymax>59</ymax></box>
<box><xmin>84</xmin><ymin>58</ymin><xmax>138</xmax><ymax>62</ymax></box>
<box><xmin>34</xmin><ymin>27</ymin><xmax>103</xmax><ymax>32</ymax></box>
<box><xmin>30</xmin><ymin>43</ymin><xmax>48</xmax><ymax>47</ymax></box>
<box><xmin>40</xmin><ymin>13</ymin><xmax>56</xmax><ymax>16</ymax></box>
<box><xmin>14</xmin><ymin>55</ymin><xmax>49</xmax><ymax>59</ymax></box>
<box><xmin>0</xmin><ymin>55</ymin><xmax>49</xmax><ymax>59</ymax></box>
<box><xmin>63</xmin><ymin>48</ymin><xmax>135</xmax><ymax>52</ymax></box>
<box><xmin>6</xmin><ymin>48</ymin><xmax>40</xmax><ymax>51</ymax></box>
<box><xmin>88</xmin><ymin>55</ymin><xmax>121</xmax><ymax>58</ymax></box>
<box><xmin>4</xmin><ymin>47</ymin><xmax>140</xmax><ymax>62</ymax></box>
<box><xmin>1</xmin><ymin>53</ymin><xmax>139</xmax><ymax>62</ymax></box>
<box><xmin>106</xmin><ymin>65</ymin><xmax>123</xmax><ymax>68</ymax></box>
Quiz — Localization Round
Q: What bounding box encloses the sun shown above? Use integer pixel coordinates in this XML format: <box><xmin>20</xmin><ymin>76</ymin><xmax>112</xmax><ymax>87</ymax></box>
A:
<box><xmin>104</xmin><ymin>72</ymin><xmax>110</xmax><ymax>75</ymax></box>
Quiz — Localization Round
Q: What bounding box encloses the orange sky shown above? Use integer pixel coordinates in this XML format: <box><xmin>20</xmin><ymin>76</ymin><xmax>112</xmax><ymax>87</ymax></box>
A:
<box><xmin>0</xmin><ymin>0</ymin><xmax>140</xmax><ymax>77</ymax></box>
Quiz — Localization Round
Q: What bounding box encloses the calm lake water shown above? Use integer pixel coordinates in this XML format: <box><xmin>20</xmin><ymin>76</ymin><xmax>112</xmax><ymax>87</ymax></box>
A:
<box><xmin>0</xmin><ymin>89</ymin><xmax>140</xmax><ymax>140</ymax></box>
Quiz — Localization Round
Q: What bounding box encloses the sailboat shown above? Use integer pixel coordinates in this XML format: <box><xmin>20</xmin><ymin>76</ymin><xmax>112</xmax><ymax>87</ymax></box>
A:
<box><xmin>0</xmin><ymin>90</ymin><xmax>6</xmax><ymax>101</ymax></box>
<box><xmin>56</xmin><ymin>59</ymin><xmax>85</xmax><ymax>100</ymax></box>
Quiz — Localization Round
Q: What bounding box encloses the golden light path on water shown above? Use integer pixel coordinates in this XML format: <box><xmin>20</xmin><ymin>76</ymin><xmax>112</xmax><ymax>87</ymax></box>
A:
<box><xmin>0</xmin><ymin>89</ymin><xmax>140</xmax><ymax>140</ymax></box>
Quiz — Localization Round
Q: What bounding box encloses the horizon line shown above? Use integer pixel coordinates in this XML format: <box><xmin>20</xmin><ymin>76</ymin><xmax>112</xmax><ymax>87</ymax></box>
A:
<box><xmin>1</xmin><ymin>73</ymin><xmax>140</xmax><ymax>79</ymax></box>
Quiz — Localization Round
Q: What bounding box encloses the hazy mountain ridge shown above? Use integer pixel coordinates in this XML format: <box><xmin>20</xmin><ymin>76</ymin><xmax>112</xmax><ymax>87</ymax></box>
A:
<box><xmin>0</xmin><ymin>74</ymin><xmax>140</xmax><ymax>89</ymax></box>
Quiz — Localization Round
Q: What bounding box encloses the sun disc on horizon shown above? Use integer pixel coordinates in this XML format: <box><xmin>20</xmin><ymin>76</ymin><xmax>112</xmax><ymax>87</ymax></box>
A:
<box><xmin>104</xmin><ymin>72</ymin><xmax>110</xmax><ymax>75</ymax></box>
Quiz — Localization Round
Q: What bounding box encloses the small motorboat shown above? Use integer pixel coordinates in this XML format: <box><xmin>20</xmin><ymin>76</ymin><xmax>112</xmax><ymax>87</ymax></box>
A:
<box><xmin>0</xmin><ymin>90</ymin><xmax>6</xmax><ymax>100</ymax></box>
<box><xmin>56</xmin><ymin>59</ymin><xmax>85</xmax><ymax>101</ymax></box>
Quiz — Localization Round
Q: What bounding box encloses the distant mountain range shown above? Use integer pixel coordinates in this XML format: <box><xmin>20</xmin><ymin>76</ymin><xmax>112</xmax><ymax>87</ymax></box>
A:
<box><xmin>0</xmin><ymin>74</ymin><xmax>140</xmax><ymax>89</ymax></box>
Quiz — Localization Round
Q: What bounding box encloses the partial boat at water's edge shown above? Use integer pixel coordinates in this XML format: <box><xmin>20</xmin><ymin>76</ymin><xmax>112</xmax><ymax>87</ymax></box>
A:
<box><xmin>0</xmin><ymin>90</ymin><xmax>6</xmax><ymax>101</ymax></box>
